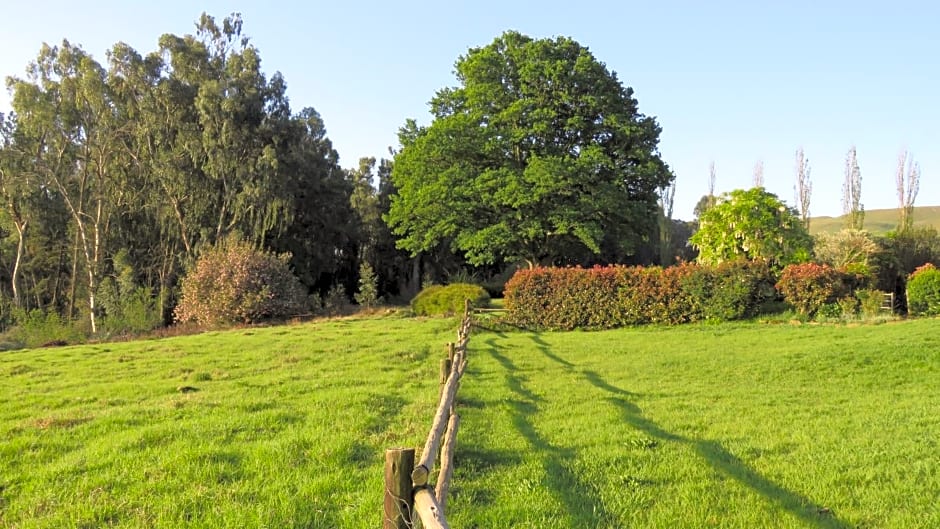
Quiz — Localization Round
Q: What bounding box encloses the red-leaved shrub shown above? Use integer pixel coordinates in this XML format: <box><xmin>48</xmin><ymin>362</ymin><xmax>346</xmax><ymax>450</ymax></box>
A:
<box><xmin>175</xmin><ymin>239</ymin><xmax>306</xmax><ymax>326</ymax></box>
<box><xmin>503</xmin><ymin>261</ymin><xmax>775</xmax><ymax>330</ymax></box>
<box><xmin>775</xmin><ymin>263</ymin><xmax>850</xmax><ymax>316</ymax></box>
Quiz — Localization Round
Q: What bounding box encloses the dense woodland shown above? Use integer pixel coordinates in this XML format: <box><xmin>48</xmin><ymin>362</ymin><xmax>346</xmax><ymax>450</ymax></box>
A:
<box><xmin>0</xmin><ymin>15</ymin><xmax>415</xmax><ymax>334</ymax></box>
<box><xmin>1</xmin><ymin>14</ymin><xmax>938</xmax><ymax>340</ymax></box>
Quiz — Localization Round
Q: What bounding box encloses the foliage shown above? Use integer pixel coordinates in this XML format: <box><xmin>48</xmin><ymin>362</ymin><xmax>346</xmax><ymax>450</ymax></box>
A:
<box><xmin>690</xmin><ymin>188</ymin><xmax>812</xmax><ymax>269</ymax></box>
<box><xmin>776</xmin><ymin>263</ymin><xmax>851</xmax><ymax>316</ymax></box>
<box><xmin>856</xmin><ymin>289</ymin><xmax>888</xmax><ymax>317</ymax></box>
<box><xmin>175</xmin><ymin>239</ymin><xmax>305</xmax><ymax>326</ymax></box>
<box><xmin>504</xmin><ymin>263</ymin><xmax>774</xmax><ymax>330</ymax></box>
<box><xmin>322</xmin><ymin>284</ymin><xmax>351</xmax><ymax>316</ymax></box>
<box><xmin>681</xmin><ymin>260</ymin><xmax>775</xmax><ymax>321</ymax></box>
<box><xmin>98</xmin><ymin>249</ymin><xmax>163</xmax><ymax>335</ymax></box>
<box><xmin>6</xmin><ymin>308</ymin><xmax>87</xmax><ymax>348</ymax></box>
<box><xmin>1</xmin><ymin>14</ymin><xmax>357</xmax><ymax>333</ymax></box>
<box><xmin>869</xmin><ymin>227</ymin><xmax>940</xmax><ymax>300</ymax></box>
<box><xmin>353</xmin><ymin>262</ymin><xmax>380</xmax><ymax>308</ymax></box>
<box><xmin>813</xmin><ymin>229</ymin><xmax>879</xmax><ymax>278</ymax></box>
<box><xmin>906</xmin><ymin>263</ymin><xmax>940</xmax><ymax>316</ymax></box>
<box><xmin>387</xmin><ymin>31</ymin><xmax>672</xmax><ymax>267</ymax></box>
<box><xmin>411</xmin><ymin>283</ymin><xmax>489</xmax><ymax>316</ymax></box>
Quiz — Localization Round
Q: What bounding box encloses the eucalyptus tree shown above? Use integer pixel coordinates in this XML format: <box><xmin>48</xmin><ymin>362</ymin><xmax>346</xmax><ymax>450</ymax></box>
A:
<box><xmin>0</xmin><ymin>112</ymin><xmax>29</xmax><ymax>307</ymax></box>
<box><xmin>7</xmin><ymin>41</ymin><xmax>136</xmax><ymax>332</ymax></box>
<box><xmin>265</xmin><ymin>107</ymin><xmax>358</xmax><ymax>294</ymax></box>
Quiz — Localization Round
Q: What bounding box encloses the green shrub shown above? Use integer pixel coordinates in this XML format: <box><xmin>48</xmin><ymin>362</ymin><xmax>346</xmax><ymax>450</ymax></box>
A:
<box><xmin>175</xmin><ymin>239</ymin><xmax>306</xmax><ymax>326</ymax></box>
<box><xmin>906</xmin><ymin>263</ymin><xmax>940</xmax><ymax>316</ymax></box>
<box><xmin>682</xmin><ymin>260</ymin><xmax>775</xmax><ymax>321</ymax></box>
<box><xmin>97</xmin><ymin>248</ymin><xmax>163</xmax><ymax>335</ymax></box>
<box><xmin>856</xmin><ymin>289</ymin><xmax>887</xmax><ymax>317</ymax></box>
<box><xmin>322</xmin><ymin>284</ymin><xmax>351</xmax><ymax>316</ymax></box>
<box><xmin>837</xmin><ymin>296</ymin><xmax>860</xmax><ymax>318</ymax></box>
<box><xmin>354</xmin><ymin>262</ymin><xmax>381</xmax><ymax>308</ymax></box>
<box><xmin>411</xmin><ymin>283</ymin><xmax>489</xmax><ymax>316</ymax></box>
<box><xmin>816</xmin><ymin>302</ymin><xmax>843</xmax><ymax>320</ymax></box>
<box><xmin>776</xmin><ymin>263</ymin><xmax>851</xmax><ymax>317</ymax></box>
<box><xmin>7</xmin><ymin>309</ymin><xmax>87</xmax><ymax>348</ymax></box>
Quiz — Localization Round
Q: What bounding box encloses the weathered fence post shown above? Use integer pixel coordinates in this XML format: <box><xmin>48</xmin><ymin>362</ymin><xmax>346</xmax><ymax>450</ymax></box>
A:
<box><xmin>384</xmin><ymin>448</ymin><xmax>415</xmax><ymax>529</ymax></box>
<box><xmin>439</xmin><ymin>356</ymin><xmax>452</xmax><ymax>399</ymax></box>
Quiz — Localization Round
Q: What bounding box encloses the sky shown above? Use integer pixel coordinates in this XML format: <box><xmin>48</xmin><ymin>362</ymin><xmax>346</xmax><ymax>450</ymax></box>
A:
<box><xmin>1</xmin><ymin>0</ymin><xmax>937</xmax><ymax>220</ymax></box>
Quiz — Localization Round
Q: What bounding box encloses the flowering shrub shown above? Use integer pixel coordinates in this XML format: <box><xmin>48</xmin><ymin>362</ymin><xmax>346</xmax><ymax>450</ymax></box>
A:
<box><xmin>504</xmin><ymin>262</ymin><xmax>775</xmax><ymax>330</ymax></box>
<box><xmin>775</xmin><ymin>263</ymin><xmax>850</xmax><ymax>316</ymax></box>
<box><xmin>906</xmin><ymin>263</ymin><xmax>940</xmax><ymax>316</ymax></box>
<box><xmin>174</xmin><ymin>239</ymin><xmax>306</xmax><ymax>326</ymax></box>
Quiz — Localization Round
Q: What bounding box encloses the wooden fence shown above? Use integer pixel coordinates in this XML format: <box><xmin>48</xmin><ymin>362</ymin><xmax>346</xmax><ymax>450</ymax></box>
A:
<box><xmin>383</xmin><ymin>300</ymin><xmax>474</xmax><ymax>529</ymax></box>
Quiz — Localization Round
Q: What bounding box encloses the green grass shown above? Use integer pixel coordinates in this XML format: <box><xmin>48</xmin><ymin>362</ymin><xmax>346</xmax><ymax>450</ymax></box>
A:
<box><xmin>2</xmin><ymin>315</ymin><xmax>939</xmax><ymax>528</ymax></box>
<box><xmin>810</xmin><ymin>205</ymin><xmax>940</xmax><ymax>234</ymax></box>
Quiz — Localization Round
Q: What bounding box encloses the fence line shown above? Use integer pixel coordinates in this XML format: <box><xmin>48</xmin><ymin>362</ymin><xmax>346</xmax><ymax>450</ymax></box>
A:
<box><xmin>384</xmin><ymin>300</ymin><xmax>474</xmax><ymax>529</ymax></box>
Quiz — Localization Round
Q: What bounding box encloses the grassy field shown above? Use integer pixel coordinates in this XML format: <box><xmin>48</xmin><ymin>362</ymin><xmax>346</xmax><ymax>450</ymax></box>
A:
<box><xmin>810</xmin><ymin>205</ymin><xmax>940</xmax><ymax>234</ymax></box>
<box><xmin>1</xmin><ymin>314</ymin><xmax>938</xmax><ymax>528</ymax></box>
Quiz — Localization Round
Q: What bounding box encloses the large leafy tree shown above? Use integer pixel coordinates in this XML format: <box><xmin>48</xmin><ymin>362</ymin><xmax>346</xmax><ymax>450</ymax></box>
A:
<box><xmin>690</xmin><ymin>187</ymin><xmax>812</xmax><ymax>269</ymax></box>
<box><xmin>387</xmin><ymin>31</ymin><xmax>672</xmax><ymax>268</ymax></box>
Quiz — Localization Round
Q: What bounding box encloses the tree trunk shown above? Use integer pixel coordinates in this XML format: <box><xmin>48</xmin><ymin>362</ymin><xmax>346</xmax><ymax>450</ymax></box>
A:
<box><xmin>10</xmin><ymin>219</ymin><xmax>27</xmax><ymax>308</ymax></box>
<box><xmin>67</xmin><ymin>229</ymin><xmax>80</xmax><ymax>319</ymax></box>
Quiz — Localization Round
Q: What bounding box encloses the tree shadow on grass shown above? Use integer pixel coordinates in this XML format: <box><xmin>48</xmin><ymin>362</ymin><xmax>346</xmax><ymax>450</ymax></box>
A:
<box><xmin>483</xmin><ymin>337</ymin><xmax>615</xmax><ymax>527</ymax></box>
<box><xmin>531</xmin><ymin>333</ymin><xmax>575</xmax><ymax>368</ymax></box>
<box><xmin>581</xmin><ymin>369</ymin><xmax>851</xmax><ymax>529</ymax></box>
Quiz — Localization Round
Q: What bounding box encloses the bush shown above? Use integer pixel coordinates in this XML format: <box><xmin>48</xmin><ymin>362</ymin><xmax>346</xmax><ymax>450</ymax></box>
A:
<box><xmin>98</xmin><ymin>250</ymin><xmax>163</xmax><ymax>336</ymax></box>
<box><xmin>682</xmin><ymin>260</ymin><xmax>775</xmax><ymax>322</ymax></box>
<box><xmin>906</xmin><ymin>263</ymin><xmax>940</xmax><ymax>316</ymax></box>
<box><xmin>856</xmin><ymin>289</ymin><xmax>887</xmax><ymax>317</ymax></box>
<box><xmin>504</xmin><ymin>262</ymin><xmax>777</xmax><ymax>330</ymax></box>
<box><xmin>322</xmin><ymin>284</ymin><xmax>351</xmax><ymax>316</ymax></box>
<box><xmin>7</xmin><ymin>309</ymin><xmax>87</xmax><ymax>348</ymax></box>
<box><xmin>174</xmin><ymin>239</ymin><xmax>306</xmax><ymax>326</ymax></box>
<box><xmin>776</xmin><ymin>263</ymin><xmax>850</xmax><ymax>317</ymax></box>
<box><xmin>354</xmin><ymin>262</ymin><xmax>381</xmax><ymax>308</ymax></box>
<box><xmin>411</xmin><ymin>283</ymin><xmax>490</xmax><ymax>316</ymax></box>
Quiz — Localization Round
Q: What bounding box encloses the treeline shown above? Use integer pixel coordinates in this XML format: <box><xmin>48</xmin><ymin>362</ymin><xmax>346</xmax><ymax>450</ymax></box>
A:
<box><xmin>0</xmin><ymin>14</ymin><xmax>422</xmax><ymax>334</ymax></box>
<box><xmin>0</xmin><ymin>16</ymin><xmax>684</xmax><ymax>337</ymax></box>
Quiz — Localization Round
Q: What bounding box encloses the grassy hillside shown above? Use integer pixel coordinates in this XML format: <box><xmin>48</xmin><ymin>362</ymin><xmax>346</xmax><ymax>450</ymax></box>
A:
<box><xmin>810</xmin><ymin>205</ymin><xmax>940</xmax><ymax>234</ymax></box>
<box><xmin>2</xmin><ymin>316</ymin><xmax>939</xmax><ymax>528</ymax></box>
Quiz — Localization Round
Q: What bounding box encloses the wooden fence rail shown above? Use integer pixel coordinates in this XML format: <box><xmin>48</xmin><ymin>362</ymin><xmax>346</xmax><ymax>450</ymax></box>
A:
<box><xmin>384</xmin><ymin>300</ymin><xmax>474</xmax><ymax>529</ymax></box>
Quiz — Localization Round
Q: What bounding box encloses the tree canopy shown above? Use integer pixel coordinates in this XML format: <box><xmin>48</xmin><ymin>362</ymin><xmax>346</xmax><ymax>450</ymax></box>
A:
<box><xmin>386</xmin><ymin>31</ymin><xmax>673</xmax><ymax>267</ymax></box>
<box><xmin>0</xmin><ymin>13</ymin><xmax>358</xmax><ymax>331</ymax></box>
<box><xmin>690</xmin><ymin>187</ymin><xmax>812</xmax><ymax>269</ymax></box>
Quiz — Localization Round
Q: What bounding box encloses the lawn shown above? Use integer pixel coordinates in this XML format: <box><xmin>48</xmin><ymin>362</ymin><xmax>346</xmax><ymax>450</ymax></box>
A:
<box><xmin>1</xmin><ymin>314</ymin><xmax>938</xmax><ymax>528</ymax></box>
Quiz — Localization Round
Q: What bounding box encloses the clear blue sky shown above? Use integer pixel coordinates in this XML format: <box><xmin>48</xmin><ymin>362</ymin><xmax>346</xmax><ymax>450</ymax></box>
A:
<box><xmin>1</xmin><ymin>0</ymin><xmax>937</xmax><ymax>220</ymax></box>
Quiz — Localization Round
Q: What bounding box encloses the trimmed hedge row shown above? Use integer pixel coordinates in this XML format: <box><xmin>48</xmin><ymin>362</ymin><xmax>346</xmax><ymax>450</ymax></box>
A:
<box><xmin>504</xmin><ymin>261</ymin><xmax>775</xmax><ymax>330</ymax></box>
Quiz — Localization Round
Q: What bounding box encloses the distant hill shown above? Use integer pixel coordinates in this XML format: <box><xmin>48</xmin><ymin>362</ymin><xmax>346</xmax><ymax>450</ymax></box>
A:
<box><xmin>810</xmin><ymin>206</ymin><xmax>940</xmax><ymax>235</ymax></box>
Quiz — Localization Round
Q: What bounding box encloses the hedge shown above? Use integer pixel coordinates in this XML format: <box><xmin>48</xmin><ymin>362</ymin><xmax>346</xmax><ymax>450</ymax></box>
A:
<box><xmin>504</xmin><ymin>261</ymin><xmax>774</xmax><ymax>330</ymax></box>
<box><xmin>775</xmin><ymin>263</ymin><xmax>852</xmax><ymax>317</ymax></box>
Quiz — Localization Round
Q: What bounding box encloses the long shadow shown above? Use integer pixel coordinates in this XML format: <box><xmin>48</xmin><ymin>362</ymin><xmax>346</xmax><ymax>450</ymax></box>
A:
<box><xmin>483</xmin><ymin>336</ymin><xmax>614</xmax><ymax>527</ymax></box>
<box><xmin>484</xmin><ymin>338</ymin><xmax>542</xmax><ymax>404</ymax></box>
<box><xmin>582</xmin><ymin>370</ymin><xmax>851</xmax><ymax>529</ymax></box>
<box><xmin>531</xmin><ymin>332</ymin><xmax>575</xmax><ymax>368</ymax></box>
